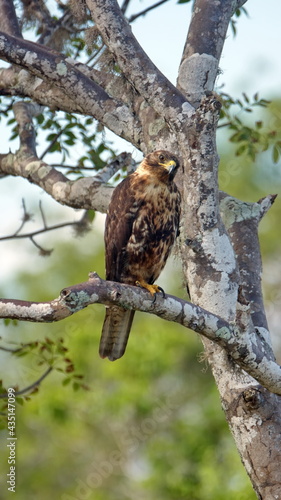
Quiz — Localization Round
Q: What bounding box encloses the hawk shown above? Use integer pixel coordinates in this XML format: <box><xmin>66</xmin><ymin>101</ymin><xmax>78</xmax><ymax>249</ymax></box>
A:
<box><xmin>99</xmin><ymin>150</ymin><xmax>181</xmax><ymax>361</ymax></box>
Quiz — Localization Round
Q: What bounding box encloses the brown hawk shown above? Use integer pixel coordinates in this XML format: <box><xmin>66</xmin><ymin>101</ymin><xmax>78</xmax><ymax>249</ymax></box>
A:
<box><xmin>99</xmin><ymin>150</ymin><xmax>181</xmax><ymax>361</ymax></box>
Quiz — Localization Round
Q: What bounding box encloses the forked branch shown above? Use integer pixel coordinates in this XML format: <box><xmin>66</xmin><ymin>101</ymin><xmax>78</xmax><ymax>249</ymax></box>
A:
<box><xmin>0</xmin><ymin>272</ymin><xmax>280</xmax><ymax>395</ymax></box>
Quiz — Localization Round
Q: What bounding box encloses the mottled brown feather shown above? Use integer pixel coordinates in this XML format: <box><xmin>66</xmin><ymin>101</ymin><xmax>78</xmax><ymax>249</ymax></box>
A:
<box><xmin>99</xmin><ymin>307</ymin><xmax>135</xmax><ymax>361</ymax></box>
<box><xmin>99</xmin><ymin>150</ymin><xmax>181</xmax><ymax>361</ymax></box>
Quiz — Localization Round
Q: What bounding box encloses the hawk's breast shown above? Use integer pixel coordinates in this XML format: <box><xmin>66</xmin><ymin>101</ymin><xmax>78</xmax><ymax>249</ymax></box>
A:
<box><xmin>122</xmin><ymin>181</ymin><xmax>180</xmax><ymax>285</ymax></box>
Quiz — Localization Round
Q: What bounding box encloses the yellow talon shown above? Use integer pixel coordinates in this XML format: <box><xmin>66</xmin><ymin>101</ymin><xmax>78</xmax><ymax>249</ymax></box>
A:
<box><xmin>135</xmin><ymin>280</ymin><xmax>165</xmax><ymax>299</ymax></box>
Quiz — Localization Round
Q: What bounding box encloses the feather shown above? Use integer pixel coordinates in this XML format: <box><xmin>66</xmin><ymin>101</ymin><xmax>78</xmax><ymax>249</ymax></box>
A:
<box><xmin>99</xmin><ymin>307</ymin><xmax>135</xmax><ymax>361</ymax></box>
<box><xmin>99</xmin><ymin>150</ymin><xmax>181</xmax><ymax>361</ymax></box>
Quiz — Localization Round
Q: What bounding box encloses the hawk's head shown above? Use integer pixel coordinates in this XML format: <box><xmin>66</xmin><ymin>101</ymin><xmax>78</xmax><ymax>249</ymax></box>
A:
<box><xmin>138</xmin><ymin>150</ymin><xmax>180</xmax><ymax>183</ymax></box>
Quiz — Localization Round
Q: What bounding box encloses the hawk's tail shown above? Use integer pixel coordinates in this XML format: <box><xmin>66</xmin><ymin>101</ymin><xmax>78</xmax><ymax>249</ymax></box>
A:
<box><xmin>99</xmin><ymin>306</ymin><xmax>135</xmax><ymax>361</ymax></box>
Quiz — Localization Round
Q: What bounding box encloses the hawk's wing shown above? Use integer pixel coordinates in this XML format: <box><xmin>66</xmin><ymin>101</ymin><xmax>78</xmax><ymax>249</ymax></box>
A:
<box><xmin>100</xmin><ymin>175</ymin><xmax>139</xmax><ymax>361</ymax></box>
<box><xmin>105</xmin><ymin>175</ymin><xmax>140</xmax><ymax>282</ymax></box>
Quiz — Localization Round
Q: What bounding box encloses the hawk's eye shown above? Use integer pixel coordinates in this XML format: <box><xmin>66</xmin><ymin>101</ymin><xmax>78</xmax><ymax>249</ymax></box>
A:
<box><xmin>158</xmin><ymin>154</ymin><xmax>165</xmax><ymax>162</ymax></box>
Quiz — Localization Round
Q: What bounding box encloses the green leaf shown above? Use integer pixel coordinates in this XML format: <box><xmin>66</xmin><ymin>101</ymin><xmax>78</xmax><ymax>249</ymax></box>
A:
<box><xmin>49</xmin><ymin>143</ymin><xmax>61</xmax><ymax>153</ymax></box>
<box><xmin>14</xmin><ymin>350</ymin><xmax>29</xmax><ymax>358</ymax></box>
<box><xmin>46</xmin><ymin>133</ymin><xmax>58</xmax><ymax>141</ymax></box>
<box><xmin>62</xmin><ymin>377</ymin><xmax>71</xmax><ymax>386</ymax></box>
<box><xmin>235</xmin><ymin>144</ymin><xmax>247</xmax><ymax>156</ymax></box>
<box><xmin>248</xmin><ymin>145</ymin><xmax>256</xmax><ymax>161</ymax></box>
<box><xmin>273</xmin><ymin>145</ymin><xmax>280</xmax><ymax>163</ymax></box>
<box><xmin>37</xmin><ymin>114</ymin><xmax>45</xmax><ymax>125</ymax></box>
<box><xmin>87</xmin><ymin>210</ymin><xmax>96</xmax><ymax>222</ymax></box>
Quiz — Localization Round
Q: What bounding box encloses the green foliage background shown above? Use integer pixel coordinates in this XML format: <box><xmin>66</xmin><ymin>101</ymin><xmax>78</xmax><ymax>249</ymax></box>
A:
<box><xmin>0</xmin><ymin>38</ymin><xmax>280</xmax><ymax>500</ymax></box>
<box><xmin>0</xmin><ymin>232</ymin><xmax>257</xmax><ymax>500</ymax></box>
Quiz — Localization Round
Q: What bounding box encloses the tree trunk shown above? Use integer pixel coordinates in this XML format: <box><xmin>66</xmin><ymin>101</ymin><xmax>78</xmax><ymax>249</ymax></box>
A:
<box><xmin>0</xmin><ymin>0</ymin><xmax>280</xmax><ymax>497</ymax></box>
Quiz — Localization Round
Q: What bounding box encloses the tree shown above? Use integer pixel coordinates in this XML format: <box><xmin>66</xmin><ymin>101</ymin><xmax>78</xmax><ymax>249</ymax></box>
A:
<box><xmin>0</xmin><ymin>1</ymin><xmax>280</xmax><ymax>498</ymax></box>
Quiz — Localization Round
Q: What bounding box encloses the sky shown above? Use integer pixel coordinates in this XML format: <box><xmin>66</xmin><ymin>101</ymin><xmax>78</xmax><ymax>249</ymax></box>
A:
<box><xmin>127</xmin><ymin>0</ymin><xmax>281</xmax><ymax>100</ymax></box>
<box><xmin>105</xmin><ymin>0</ymin><xmax>281</xmax><ymax>155</ymax></box>
<box><xmin>0</xmin><ymin>0</ymin><xmax>281</xmax><ymax>284</ymax></box>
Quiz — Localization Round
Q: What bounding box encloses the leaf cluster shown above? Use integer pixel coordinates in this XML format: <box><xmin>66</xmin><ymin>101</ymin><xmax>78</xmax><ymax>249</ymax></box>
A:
<box><xmin>0</xmin><ymin>101</ymin><xmax>116</xmax><ymax>173</ymax></box>
<box><xmin>219</xmin><ymin>91</ymin><xmax>281</xmax><ymax>163</ymax></box>
<box><xmin>230</xmin><ymin>6</ymin><xmax>248</xmax><ymax>36</ymax></box>
<box><xmin>0</xmin><ymin>336</ymin><xmax>88</xmax><ymax>422</ymax></box>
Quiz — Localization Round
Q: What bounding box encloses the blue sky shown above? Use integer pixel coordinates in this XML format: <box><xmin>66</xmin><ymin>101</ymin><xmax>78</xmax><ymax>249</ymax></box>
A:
<box><xmin>105</xmin><ymin>0</ymin><xmax>281</xmax><ymax>156</ymax></box>
<box><xmin>126</xmin><ymin>0</ymin><xmax>281</xmax><ymax>99</ymax></box>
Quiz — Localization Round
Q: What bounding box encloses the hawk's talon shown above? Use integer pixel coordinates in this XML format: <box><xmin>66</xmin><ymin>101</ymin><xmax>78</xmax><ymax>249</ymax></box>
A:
<box><xmin>152</xmin><ymin>293</ymin><xmax>157</xmax><ymax>305</ymax></box>
<box><xmin>135</xmin><ymin>280</ymin><xmax>165</xmax><ymax>302</ymax></box>
<box><xmin>157</xmin><ymin>286</ymin><xmax>166</xmax><ymax>298</ymax></box>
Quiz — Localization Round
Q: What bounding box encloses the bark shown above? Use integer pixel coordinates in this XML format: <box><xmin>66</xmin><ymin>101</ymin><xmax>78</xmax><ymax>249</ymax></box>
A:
<box><xmin>175</xmin><ymin>2</ymin><xmax>281</xmax><ymax>497</ymax></box>
<box><xmin>1</xmin><ymin>272</ymin><xmax>281</xmax><ymax>396</ymax></box>
<box><xmin>0</xmin><ymin>0</ymin><xmax>280</xmax><ymax>497</ymax></box>
<box><xmin>86</xmin><ymin>0</ymin><xmax>192</xmax><ymax>122</ymax></box>
<box><xmin>0</xmin><ymin>0</ymin><xmax>22</xmax><ymax>37</ymax></box>
<box><xmin>0</xmin><ymin>100</ymin><xmax>131</xmax><ymax>212</ymax></box>
<box><xmin>0</xmin><ymin>32</ymin><xmax>143</xmax><ymax>147</ymax></box>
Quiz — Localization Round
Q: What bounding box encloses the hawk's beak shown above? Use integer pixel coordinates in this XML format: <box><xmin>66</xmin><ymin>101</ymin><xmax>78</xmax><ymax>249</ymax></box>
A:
<box><xmin>165</xmin><ymin>159</ymin><xmax>179</xmax><ymax>179</ymax></box>
<box><xmin>158</xmin><ymin>159</ymin><xmax>179</xmax><ymax>180</ymax></box>
<box><xmin>166</xmin><ymin>160</ymin><xmax>177</xmax><ymax>175</ymax></box>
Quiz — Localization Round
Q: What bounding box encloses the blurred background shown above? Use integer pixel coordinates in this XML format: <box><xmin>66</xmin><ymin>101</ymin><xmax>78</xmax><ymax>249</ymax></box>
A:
<box><xmin>0</xmin><ymin>1</ymin><xmax>280</xmax><ymax>499</ymax></box>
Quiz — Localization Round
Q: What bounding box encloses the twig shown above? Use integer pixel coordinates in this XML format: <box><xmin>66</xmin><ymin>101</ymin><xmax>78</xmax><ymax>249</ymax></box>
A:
<box><xmin>0</xmin><ymin>340</ymin><xmax>38</xmax><ymax>353</ymax></box>
<box><xmin>39</xmin><ymin>200</ymin><xmax>47</xmax><ymax>229</ymax></box>
<box><xmin>39</xmin><ymin>127</ymin><xmax>65</xmax><ymax>160</ymax></box>
<box><xmin>0</xmin><ymin>366</ymin><xmax>53</xmax><ymax>398</ymax></box>
<box><xmin>0</xmin><ymin>345</ymin><xmax>24</xmax><ymax>353</ymax></box>
<box><xmin>13</xmin><ymin>199</ymin><xmax>33</xmax><ymax>236</ymax></box>
<box><xmin>0</xmin><ymin>202</ymin><xmax>90</xmax><ymax>254</ymax></box>
<box><xmin>86</xmin><ymin>41</ymin><xmax>105</xmax><ymax>67</ymax></box>
<box><xmin>93</xmin><ymin>152</ymin><xmax>134</xmax><ymax>183</ymax></box>
<box><xmin>121</xmin><ymin>0</ymin><xmax>131</xmax><ymax>14</ymax></box>
<box><xmin>217</xmin><ymin>121</ymin><xmax>231</xmax><ymax>129</ymax></box>
<box><xmin>29</xmin><ymin>235</ymin><xmax>53</xmax><ymax>256</ymax></box>
<box><xmin>50</xmin><ymin>163</ymin><xmax>97</xmax><ymax>170</ymax></box>
<box><xmin>128</xmin><ymin>0</ymin><xmax>170</xmax><ymax>23</ymax></box>
<box><xmin>0</xmin><ymin>216</ymin><xmax>86</xmax><ymax>242</ymax></box>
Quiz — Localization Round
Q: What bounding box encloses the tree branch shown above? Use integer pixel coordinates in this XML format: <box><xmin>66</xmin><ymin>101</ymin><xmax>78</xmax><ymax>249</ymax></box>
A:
<box><xmin>0</xmin><ymin>366</ymin><xmax>53</xmax><ymax>398</ymax></box>
<box><xmin>0</xmin><ymin>32</ymin><xmax>142</xmax><ymax>146</ymax></box>
<box><xmin>177</xmin><ymin>0</ymin><xmax>237</xmax><ymax>105</ymax></box>
<box><xmin>0</xmin><ymin>66</ymin><xmax>101</xmax><ymax>117</ymax></box>
<box><xmin>0</xmin><ymin>99</ymin><xmax>129</xmax><ymax>211</ymax></box>
<box><xmin>220</xmin><ymin>192</ymin><xmax>277</xmax><ymax>342</ymax></box>
<box><xmin>128</xmin><ymin>0</ymin><xmax>170</xmax><ymax>23</ymax></box>
<box><xmin>120</xmin><ymin>0</ymin><xmax>131</xmax><ymax>14</ymax></box>
<box><xmin>0</xmin><ymin>149</ymin><xmax>115</xmax><ymax>211</ymax></box>
<box><xmin>0</xmin><ymin>272</ymin><xmax>281</xmax><ymax>395</ymax></box>
<box><xmin>13</xmin><ymin>100</ymin><xmax>38</xmax><ymax>154</ymax></box>
<box><xmin>86</xmin><ymin>0</ymin><xmax>194</xmax><ymax>125</ymax></box>
<box><xmin>0</xmin><ymin>208</ymin><xmax>90</xmax><ymax>249</ymax></box>
<box><xmin>0</xmin><ymin>0</ymin><xmax>22</xmax><ymax>37</ymax></box>
<box><xmin>179</xmin><ymin>95</ymin><xmax>239</xmax><ymax>320</ymax></box>
<box><xmin>0</xmin><ymin>102</ymin><xmax>134</xmax><ymax>213</ymax></box>
<box><xmin>234</xmin><ymin>0</ymin><xmax>248</xmax><ymax>9</ymax></box>
<box><xmin>93</xmin><ymin>156</ymin><xmax>136</xmax><ymax>183</ymax></box>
